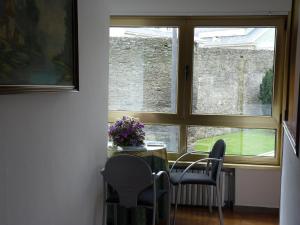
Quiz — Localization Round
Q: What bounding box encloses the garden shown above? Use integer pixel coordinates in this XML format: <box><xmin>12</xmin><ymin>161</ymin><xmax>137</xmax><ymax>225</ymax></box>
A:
<box><xmin>194</xmin><ymin>129</ymin><xmax>275</xmax><ymax>156</ymax></box>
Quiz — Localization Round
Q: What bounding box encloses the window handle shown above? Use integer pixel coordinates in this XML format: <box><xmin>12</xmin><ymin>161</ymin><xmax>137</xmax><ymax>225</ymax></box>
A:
<box><xmin>184</xmin><ymin>65</ymin><xmax>189</xmax><ymax>81</ymax></box>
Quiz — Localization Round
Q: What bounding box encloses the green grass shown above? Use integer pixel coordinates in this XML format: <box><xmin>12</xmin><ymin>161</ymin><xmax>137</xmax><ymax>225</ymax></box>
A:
<box><xmin>194</xmin><ymin>129</ymin><xmax>275</xmax><ymax>156</ymax></box>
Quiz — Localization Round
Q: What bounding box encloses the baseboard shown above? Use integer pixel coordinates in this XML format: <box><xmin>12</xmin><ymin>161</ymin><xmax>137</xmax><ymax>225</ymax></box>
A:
<box><xmin>234</xmin><ymin>205</ymin><xmax>279</xmax><ymax>214</ymax></box>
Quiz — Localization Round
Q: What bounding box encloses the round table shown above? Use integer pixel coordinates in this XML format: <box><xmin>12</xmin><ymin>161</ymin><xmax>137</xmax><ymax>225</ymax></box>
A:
<box><xmin>107</xmin><ymin>146</ymin><xmax>169</xmax><ymax>172</ymax></box>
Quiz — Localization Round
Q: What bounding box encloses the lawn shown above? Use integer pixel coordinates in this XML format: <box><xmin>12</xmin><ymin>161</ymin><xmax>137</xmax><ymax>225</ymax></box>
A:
<box><xmin>193</xmin><ymin>129</ymin><xmax>275</xmax><ymax>156</ymax></box>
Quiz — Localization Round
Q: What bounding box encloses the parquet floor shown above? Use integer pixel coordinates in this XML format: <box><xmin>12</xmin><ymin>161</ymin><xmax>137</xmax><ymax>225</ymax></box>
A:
<box><xmin>174</xmin><ymin>206</ymin><xmax>279</xmax><ymax>225</ymax></box>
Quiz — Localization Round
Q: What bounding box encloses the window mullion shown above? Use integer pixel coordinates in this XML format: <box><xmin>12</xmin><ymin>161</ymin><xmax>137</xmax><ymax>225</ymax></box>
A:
<box><xmin>176</xmin><ymin>24</ymin><xmax>188</xmax><ymax>119</ymax></box>
<box><xmin>184</xmin><ymin>22</ymin><xmax>195</xmax><ymax>119</ymax></box>
<box><xmin>177</xmin><ymin>21</ymin><xmax>195</xmax><ymax>154</ymax></box>
<box><xmin>179</xmin><ymin>125</ymin><xmax>187</xmax><ymax>154</ymax></box>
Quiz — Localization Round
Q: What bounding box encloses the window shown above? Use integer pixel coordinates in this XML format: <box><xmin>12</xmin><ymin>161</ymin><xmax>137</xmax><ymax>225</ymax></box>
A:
<box><xmin>109</xmin><ymin>16</ymin><xmax>287</xmax><ymax>166</ymax></box>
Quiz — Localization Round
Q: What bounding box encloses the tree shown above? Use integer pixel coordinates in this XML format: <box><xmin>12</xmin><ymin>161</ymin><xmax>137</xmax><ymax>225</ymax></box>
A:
<box><xmin>0</xmin><ymin>0</ymin><xmax>42</xmax><ymax>83</ymax></box>
<box><xmin>259</xmin><ymin>69</ymin><xmax>274</xmax><ymax>104</ymax></box>
<box><xmin>53</xmin><ymin>0</ymin><xmax>73</xmax><ymax>83</ymax></box>
<box><xmin>15</xmin><ymin>0</ymin><xmax>42</xmax><ymax>54</ymax></box>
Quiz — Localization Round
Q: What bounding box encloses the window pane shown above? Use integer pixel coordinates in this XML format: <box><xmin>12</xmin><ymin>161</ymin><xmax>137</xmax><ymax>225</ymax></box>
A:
<box><xmin>109</xmin><ymin>27</ymin><xmax>179</xmax><ymax>113</ymax></box>
<box><xmin>144</xmin><ymin>124</ymin><xmax>179</xmax><ymax>152</ymax></box>
<box><xmin>192</xmin><ymin>27</ymin><xmax>276</xmax><ymax>116</ymax></box>
<box><xmin>187</xmin><ymin>126</ymin><xmax>276</xmax><ymax>157</ymax></box>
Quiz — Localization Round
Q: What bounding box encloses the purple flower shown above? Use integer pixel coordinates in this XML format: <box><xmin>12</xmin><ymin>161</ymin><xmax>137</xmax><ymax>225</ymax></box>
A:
<box><xmin>108</xmin><ymin>116</ymin><xmax>145</xmax><ymax>147</ymax></box>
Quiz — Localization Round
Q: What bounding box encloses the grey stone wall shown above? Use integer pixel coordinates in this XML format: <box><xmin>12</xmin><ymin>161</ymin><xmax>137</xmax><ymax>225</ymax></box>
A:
<box><xmin>109</xmin><ymin>37</ymin><xmax>274</xmax><ymax>150</ymax></box>
<box><xmin>193</xmin><ymin>47</ymin><xmax>273</xmax><ymax>115</ymax></box>
<box><xmin>109</xmin><ymin>37</ymin><xmax>175</xmax><ymax>112</ymax></box>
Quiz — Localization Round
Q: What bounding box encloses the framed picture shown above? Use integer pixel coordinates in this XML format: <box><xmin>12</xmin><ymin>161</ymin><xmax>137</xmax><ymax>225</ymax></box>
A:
<box><xmin>0</xmin><ymin>0</ymin><xmax>79</xmax><ymax>93</ymax></box>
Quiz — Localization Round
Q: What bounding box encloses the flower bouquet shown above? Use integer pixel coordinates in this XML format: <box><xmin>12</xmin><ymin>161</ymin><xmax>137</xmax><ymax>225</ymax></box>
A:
<box><xmin>108</xmin><ymin>116</ymin><xmax>146</xmax><ymax>150</ymax></box>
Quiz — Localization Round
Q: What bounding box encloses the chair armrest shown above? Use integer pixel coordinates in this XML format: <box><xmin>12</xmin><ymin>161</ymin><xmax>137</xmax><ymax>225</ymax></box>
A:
<box><xmin>170</xmin><ymin>151</ymin><xmax>210</xmax><ymax>172</ymax></box>
<box><xmin>155</xmin><ymin>171</ymin><xmax>169</xmax><ymax>180</ymax></box>
<box><xmin>100</xmin><ymin>168</ymin><xmax>105</xmax><ymax>175</ymax></box>
<box><xmin>176</xmin><ymin>157</ymin><xmax>223</xmax><ymax>184</ymax></box>
<box><xmin>189</xmin><ymin>150</ymin><xmax>210</xmax><ymax>154</ymax></box>
<box><xmin>153</xmin><ymin>171</ymin><xmax>170</xmax><ymax>192</ymax></box>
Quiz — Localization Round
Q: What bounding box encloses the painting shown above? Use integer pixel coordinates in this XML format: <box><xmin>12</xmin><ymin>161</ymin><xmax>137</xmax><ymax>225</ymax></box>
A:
<box><xmin>0</xmin><ymin>0</ymin><xmax>78</xmax><ymax>93</ymax></box>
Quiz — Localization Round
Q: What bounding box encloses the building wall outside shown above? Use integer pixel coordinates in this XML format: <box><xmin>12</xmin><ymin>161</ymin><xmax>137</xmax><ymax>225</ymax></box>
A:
<box><xmin>109</xmin><ymin>37</ymin><xmax>175</xmax><ymax>112</ymax></box>
<box><xmin>193</xmin><ymin>47</ymin><xmax>273</xmax><ymax>115</ymax></box>
<box><xmin>110</xmin><ymin>37</ymin><xmax>273</xmax><ymax>114</ymax></box>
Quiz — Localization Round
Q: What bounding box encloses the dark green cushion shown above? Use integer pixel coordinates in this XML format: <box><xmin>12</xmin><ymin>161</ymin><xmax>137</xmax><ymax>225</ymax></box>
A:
<box><xmin>170</xmin><ymin>172</ymin><xmax>216</xmax><ymax>186</ymax></box>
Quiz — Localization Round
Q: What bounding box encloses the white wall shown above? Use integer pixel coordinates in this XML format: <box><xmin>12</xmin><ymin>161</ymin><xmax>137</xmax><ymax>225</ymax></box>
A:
<box><xmin>280</xmin><ymin>130</ymin><xmax>300</xmax><ymax>225</ymax></box>
<box><xmin>107</xmin><ymin>0</ymin><xmax>290</xmax><ymax>209</ymax></box>
<box><xmin>0</xmin><ymin>138</ymin><xmax>5</xmax><ymax>224</ymax></box>
<box><xmin>0</xmin><ymin>0</ymin><xmax>109</xmax><ymax>224</ymax></box>
<box><xmin>235</xmin><ymin>169</ymin><xmax>281</xmax><ymax>208</ymax></box>
<box><xmin>108</xmin><ymin>0</ymin><xmax>292</xmax><ymax>15</ymax></box>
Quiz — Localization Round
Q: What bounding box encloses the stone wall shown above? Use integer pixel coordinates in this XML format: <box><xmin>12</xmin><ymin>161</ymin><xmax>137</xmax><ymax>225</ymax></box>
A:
<box><xmin>193</xmin><ymin>47</ymin><xmax>273</xmax><ymax>115</ymax></box>
<box><xmin>109</xmin><ymin>37</ymin><xmax>274</xmax><ymax>149</ymax></box>
<box><xmin>109</xmin><ymin>37</ymin><xmax>175</xmax><ymax>112</ymax></box>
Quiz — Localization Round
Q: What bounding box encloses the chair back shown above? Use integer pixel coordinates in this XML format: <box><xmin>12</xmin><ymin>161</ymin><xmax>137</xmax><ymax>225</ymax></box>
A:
<box><xmin>101</xmin><ymin>154</ymin><xmax>153</xmax><ymax>208</ymax></box>
<box><xmin>209</xmin><ymin>139</ymin><xmax>226</xmax><ymax>181</ymax></box>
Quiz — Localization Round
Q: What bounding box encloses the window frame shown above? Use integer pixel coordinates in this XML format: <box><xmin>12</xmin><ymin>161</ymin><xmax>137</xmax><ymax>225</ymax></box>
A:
<box><xmin>109</xmin><ymin>16</ymin><xmax>288</xmax><ymax>167</ymax></box>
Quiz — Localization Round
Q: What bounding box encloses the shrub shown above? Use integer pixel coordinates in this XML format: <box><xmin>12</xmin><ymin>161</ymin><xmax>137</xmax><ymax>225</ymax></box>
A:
<box><xmin>259</xmin><ymin>69</ymin><xmax>274</xmax><ymax>104</ymax></box>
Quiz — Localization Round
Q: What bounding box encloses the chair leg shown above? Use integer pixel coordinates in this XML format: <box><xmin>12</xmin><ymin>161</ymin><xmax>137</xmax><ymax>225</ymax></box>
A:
<box><xmin>207</xmin><ymin>186</ymin><xmax>213</xmax><ymax>213</ymax></box>
<box><xmin>102</xmin><ymin>183</ymin><xmax>107</xmax><ymax>225</ymax></box>
<box><xmin>216</xmin><ymin>184</ymin><xmax>224</xmax><ymax>225</ymax></box>
<box><xmin>102</xmin><ymin>202</ymin><xmax>107</xmax><ymax>225</ymax></box>
<box><xmin>113</xmin><ymin>205</ymin><xmax>118</xmax><ymax>225</ymax></box>
<box><xmin>172</xmin><ymin>185</ymin><xmax>180</xmax><ymax>225</ymax></box>
<box><xmin>152</xmin><ymin>201</ymin><xmax>157</xmax><ymax>225</ymax></box>
<box><xmin>166</xmin><ymin>185</ymin><xmax>171</xmax><ymax>225</ymax></box>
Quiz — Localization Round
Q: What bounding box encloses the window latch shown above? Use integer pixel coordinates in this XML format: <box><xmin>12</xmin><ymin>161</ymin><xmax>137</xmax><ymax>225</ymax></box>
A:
<box><xmin>184</xmin><ymin>65</ymin><xmax>189</xmax><ymax>81</ymax></box>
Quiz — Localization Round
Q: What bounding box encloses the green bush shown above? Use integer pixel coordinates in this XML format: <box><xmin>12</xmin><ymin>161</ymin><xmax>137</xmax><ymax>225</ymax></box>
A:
<box><xmin>259</xmin><ymin>69</ymin><xmax>274</xmax><ymax>104</ymax></box>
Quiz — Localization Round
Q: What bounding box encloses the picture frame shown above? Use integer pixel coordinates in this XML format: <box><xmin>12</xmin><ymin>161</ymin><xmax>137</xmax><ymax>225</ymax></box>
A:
<box><xmin>0</xmin><ymin>0</ymin><xmax>79</xmax><ymax>94</ymax></box>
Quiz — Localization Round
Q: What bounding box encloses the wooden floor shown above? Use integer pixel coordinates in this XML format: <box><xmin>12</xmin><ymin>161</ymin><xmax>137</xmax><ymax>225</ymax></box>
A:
<box><xmin>173</xmin><ymin>206</ymin><xmax>279</xmax><ymax>225</ymax></box>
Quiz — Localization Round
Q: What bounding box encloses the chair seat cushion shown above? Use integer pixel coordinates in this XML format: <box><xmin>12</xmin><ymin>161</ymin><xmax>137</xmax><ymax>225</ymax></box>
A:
<box><xmin>170</xmin><ymin>172</ymin><xmax>216</xmax><ymax>186</ymax></box>
<box><xmin>106</xmin><ymin>187</ymin><xmax>167</xmax><ymax>206</ymax></box>
<box><xmin>138</xmin><ymin>188</ymin><xmax>167</xmax><ymax>205</ymax></box>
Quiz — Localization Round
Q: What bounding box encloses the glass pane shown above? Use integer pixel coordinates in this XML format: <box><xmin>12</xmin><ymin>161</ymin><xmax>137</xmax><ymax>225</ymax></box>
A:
<box><xmin>144</xmin><ymin>124</ymin><xmax>179</xmax><ymax>152</ymax></box>
<box><xmin>187</xmin><ymin>126</ymin><xmax>276</xmax><ymax>157</ymax></box>
<box><xmin>192</xmin><ymin>27</ymin><xmax>276</xmax><ymax>116</ymax></box>
<box><xmin>109</xmin><ymin>27</ymin><xmax>179</xmax><ymax>113</ymax></box>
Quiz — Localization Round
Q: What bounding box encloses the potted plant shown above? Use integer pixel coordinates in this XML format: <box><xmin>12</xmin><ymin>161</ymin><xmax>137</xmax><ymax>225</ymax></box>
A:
<box><xmin>108</xmin><ymin>116</ymin><xmax>146</xmax><ymax>150</ymax></box>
